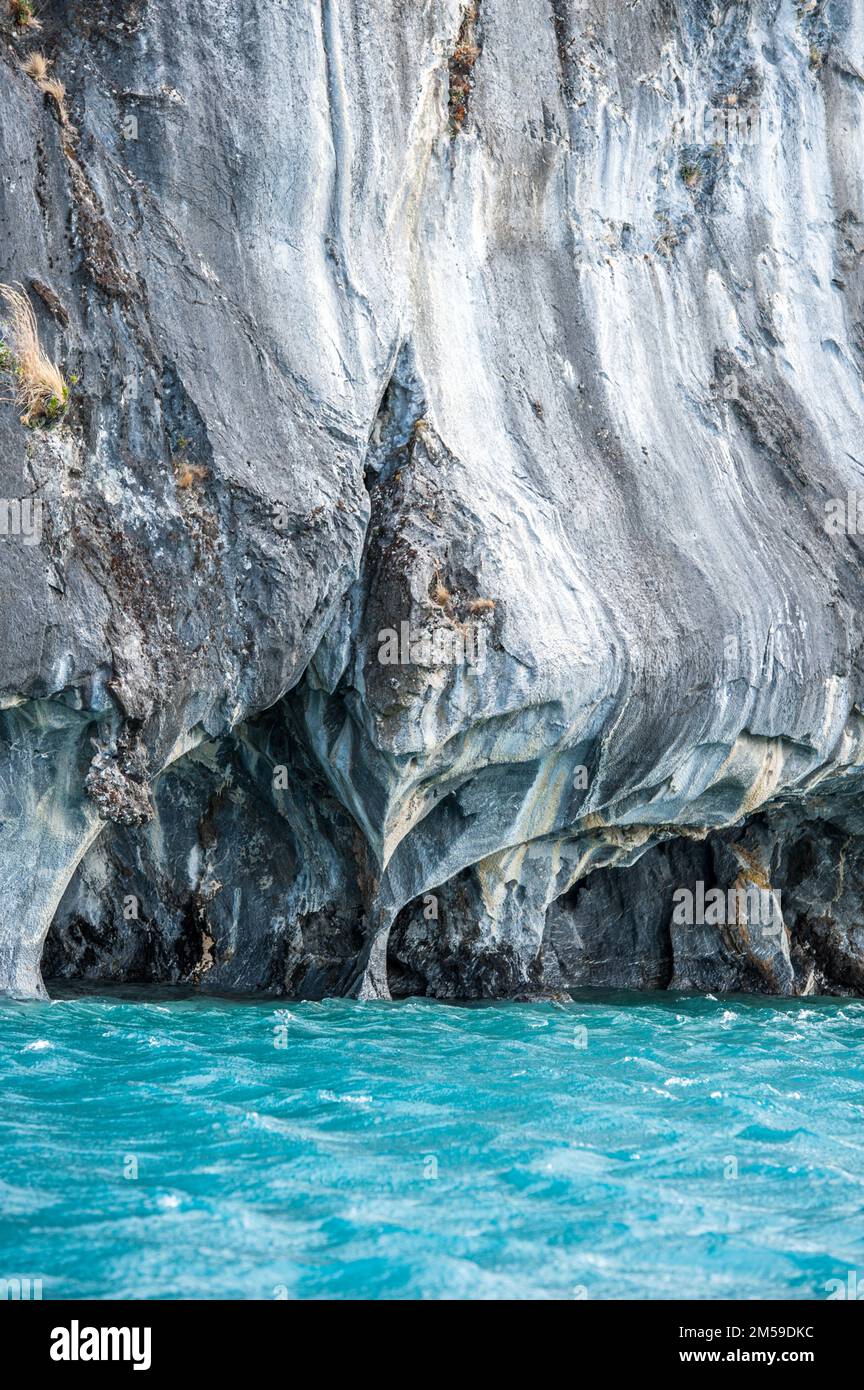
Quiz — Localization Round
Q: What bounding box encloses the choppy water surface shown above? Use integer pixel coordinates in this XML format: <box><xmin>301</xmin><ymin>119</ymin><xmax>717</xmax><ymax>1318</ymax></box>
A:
<box><xmin>1</xmin><ymin>988</ymin><xmax>862</xmax><ymax>1299</ymax></box>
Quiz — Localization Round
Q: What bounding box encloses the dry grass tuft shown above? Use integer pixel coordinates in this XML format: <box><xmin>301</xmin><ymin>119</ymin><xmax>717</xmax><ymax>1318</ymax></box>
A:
<box><xmin>18</xmin><ymin>48</ymin><xmax>67</xmax><ymax>125</ymax></box>
<box><xmin>20</xmin><ymin>50</ymin><xmax>50</xmax><ymax>82</ymax></box>
<box><xmin>174</xmin><ymin>461</ymin><xmax>208</xmax><ymax>489</ymax></box>
<box><xmin>10</xmin><ymin>0</ymin><xmax>42</xmax><ymax>30</ymax></box>
<box><xmin>680</xmin><ymin>162</ymin><xmax>702</xmax><ymax>189</ymax></box>
<box><xmin>0</xmin><ymin>282</ymin><xmax>68</xmax><ymax>426</ymax></box>
<box><xmin>431</xmin><ymin>571</ymin><xmax>451</xmax><ymax>607</ymax></box>
<box><xmin>467</xmin><ymin>597</ymin><xmax>496</xmax><ymax>614</ymax></box>
<box><xmin>40</xmin><ymin>76</ymin><xmax>67</xmax><ymax>123</ymax></box>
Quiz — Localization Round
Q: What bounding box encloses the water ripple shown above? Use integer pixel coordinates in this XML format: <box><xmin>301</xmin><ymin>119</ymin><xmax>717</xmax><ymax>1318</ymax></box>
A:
<box><xmin>0</xmin><ymin>987</ymin><xmax>862</xmax><ymax>1299</ymax></box>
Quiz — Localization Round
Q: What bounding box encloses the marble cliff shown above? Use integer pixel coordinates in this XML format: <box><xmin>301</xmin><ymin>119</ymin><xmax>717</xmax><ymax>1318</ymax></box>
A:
<box><xmin>2</xmin><ymin>0</ymin><xmax>864</xmax><ymax>1000</ymax></box>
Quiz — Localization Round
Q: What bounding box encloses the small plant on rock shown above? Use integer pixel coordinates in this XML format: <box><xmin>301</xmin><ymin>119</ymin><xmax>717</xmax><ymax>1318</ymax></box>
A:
<box><xmin>174</xmin><ymin>460</ymin><xmax>208</xmax><ymax>489</ymax></box>
<box><xmin>431</xmin><ymin>570</ymin><xmax>451</xmax><ymax>607</ymax></box>
<box><xmin>448</xmin><ymin>2</ymin><xmax>481</xmax><ymax>137</ymax></box>
<box><xmin>680</xmin><ymin>162</ymin><xmax>702</xmax><ymax>189</ymax></box>
<box><xmin>40</xmin><ymin>76</ymin><xmax>67</xmax><ymax>123</ymax></box>
<box><xmin>18</xmin><ymin>51</ymin><xmax>67</xmax><ymax>122</ymax></box>
<box><xmin>0</xmin><ymin>283</ymin><xmax>68</xmax><ymax>426</ymax></box>
<box><xmin>10</xmin><ymin>0</ymin><xmax>41</xmax><ymax>30</ymax></box>
<box><xmin>20</xmin><ymin>50</ymin><xmax>50</xmax><ymax>81</ymax></box>
<box><xmin>172</xmin><ymin>439</ymin><xmax>207</xmax><ymax>489</ymax></box>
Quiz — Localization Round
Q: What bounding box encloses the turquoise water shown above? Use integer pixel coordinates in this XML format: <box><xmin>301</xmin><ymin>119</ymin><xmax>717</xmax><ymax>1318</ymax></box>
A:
<box><xmin>1</xmin><ymin>988</ymin><xmax>862</xmax><ymax>1300</ymax></box>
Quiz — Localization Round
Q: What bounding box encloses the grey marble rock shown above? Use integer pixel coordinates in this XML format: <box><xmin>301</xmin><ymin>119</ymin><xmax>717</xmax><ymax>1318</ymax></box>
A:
<box><xmin>4</xmin><ymin>1</ymin><xmax>864</xmax><ymax>999</ymax></box>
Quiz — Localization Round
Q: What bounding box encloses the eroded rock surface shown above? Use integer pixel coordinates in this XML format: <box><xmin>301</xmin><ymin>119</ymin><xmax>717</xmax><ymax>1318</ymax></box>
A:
<box><xmin>3</xmin><ymin>1</ymin><xmax>864</xmax><ymax>998</ymax></box>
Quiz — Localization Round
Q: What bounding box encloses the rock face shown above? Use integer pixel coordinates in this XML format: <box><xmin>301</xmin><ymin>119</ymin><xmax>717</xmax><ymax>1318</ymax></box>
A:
<box><xmin>3</xmin><ymin>1</ymin><xmax>864</xmax><ymax>999</ymax></box>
